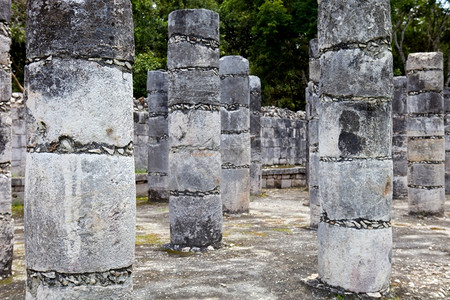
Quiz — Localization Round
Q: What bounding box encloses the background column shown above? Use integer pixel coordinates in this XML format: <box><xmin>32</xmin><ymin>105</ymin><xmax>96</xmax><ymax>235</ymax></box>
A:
<box><xmin>406</xmin><ymin>52</ymin><xmax>445</xmax><ymax>216</ymax></box>
<box><xmin>250</xmin><ymin>75</ymin><xmax>262</xmax><ymax>196</ymax></box>
<box><xmin>147</xmin><ymin>70</ymin><xmax>169</xmax><ymax>202</ymax></box>
<box><xmin>443</xmin><ymin>87</ymin><xmax>450</xmax><ymax>193</ymax></box>
<box><xmin>0</xmin><ymin>0</ymin><xmax>13</xmax><ymax>280</ymax></box>
<box><xmin>25</xmin><ymin>1</ymin><xmax>136</xmax><ymax>298</ymax></box>
<box><xmin>317</xmin><ymin>0</ymin><xmax>393</xmax><ymax>293</ymax></box>
<box><xmin>167</xmin><ymin>9</ymin><xmax>222</xmax><ymax>248</ymax></box>
<box><xmin>220</xmin><ymin>56</ymin><xmax>250</xmax><ymax>213</ymax></box>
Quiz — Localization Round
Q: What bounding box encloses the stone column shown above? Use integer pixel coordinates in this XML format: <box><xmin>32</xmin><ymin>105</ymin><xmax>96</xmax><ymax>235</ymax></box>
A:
<box><xmin>443</xmin><ymin>87</ymin><xmax>450</xmax><ymax>193</ymax></box>
<box><xmin>24</xmin><ymin>1</ymin><xmax>136</xmax><ymax>298</ymax></box>
<box><xmin>392</xmin><ymin>76</ymin><xmax>408</xmax><ymax>198</ymax></box>
<box><xmin>250</xmin><ymin>75</ymin><xmax>262</xmax><ymax>196</ymax></box>
<box><xmin>307</xmin><ymin>38</ymin><xmax>320</xmax><ymax>228</ymax></box>
<box><xmin>147</xmin><ymin>71</ymin><xmax>169</xmax><ymax>202</ymax></box>
<box><xmin>317</xmin><ymin>0</ymin><xmax>393</xmax><ymax>293</ymax></box>
<box><xmin>220</xmin><ymin>56</ymin><xmax>250</xmax><ymax>213</ymax></box>
<box><xmin>167</xmin><ymin>9</ymin><xmax>222</xmax><ymax>248</ymax></box>
<box><xmin>406</xmin><ymin>52</ymin><xmax>445</xmax><ymax>216</ymax></box>
<box><xmin>0</xmin><ymin>0</ymin><xmax>13</xmax><ymax>280</ymax></box>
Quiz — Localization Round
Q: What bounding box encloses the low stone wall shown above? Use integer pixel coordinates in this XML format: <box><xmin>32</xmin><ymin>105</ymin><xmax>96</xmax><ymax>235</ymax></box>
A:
<box><xmin>262</xmin><ymin>166</ymin><xmax>306</xmax><ymax>189</ymax></box>
<box><xmin>261</xmin><ymin>106</ymin><xmax>307</xmax><ymax>166</ymax></box>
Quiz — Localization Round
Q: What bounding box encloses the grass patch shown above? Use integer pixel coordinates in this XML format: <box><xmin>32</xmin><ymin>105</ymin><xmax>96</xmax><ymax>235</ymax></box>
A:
<box><xmin>136</xmin><ymin>197</ymin><xmax>149</xmax><ymax>206</ymax></box>
<box><xmin>272</xmin><ymin>227</ymin><xmax>293</xmax><ymax>234</ymax></box>
<box><xmin>11</xmin><ymin>200</ymin><xmax>24</xmax><ymax>218</ymax></box>
<box><xmin>135</xmin><ymin>233</ymin><xmax>162</xmax><ymax>246</ymax></box>
<box><xmin>242</xmin><ymin>230</ymin><xmax>268</xmax><ymax>237</ymax></box>
<box><xmin>135</xmin><ymin>168</ymin><xmax>147</xmax><ymax>174</ymax></box>
<box><xmin>0</xmin><ymin>276</ymin><xmax>13</xmax><ymax>285</ymax></box>
<box><xmin>429</xmin><ymin>227</ymin><xmax>445</xmax><ymax>231</ymax></box>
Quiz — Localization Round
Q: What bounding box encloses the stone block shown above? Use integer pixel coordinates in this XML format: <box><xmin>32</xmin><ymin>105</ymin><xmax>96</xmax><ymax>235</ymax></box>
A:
<box><xmin>446</xmin><ymin>135</ymin><xmax>450</xmax><ymax>151</ymax></box>
<box><xmin>319</xmin><ymin>100</ymin><xmax>392</xmax><ymax>158</ymax></box>
<box><xmin>393</xmin><ymin>152</ymin><xmax>407</xmax><ymax>177</ymax></box>
<box><xmin>309</xmin><ymin>60</ymin><xmax>321</xmax><ymax>84</ymax></box>
<box><xmin>444</xmin><ymin>88</ymin><xmax>450</xmax><ymax>112</ymax></box>
<box><xmin>406</xmin><ymin>116</ymin><xmax>444</xmax><ymax>137</ymax></box>
<box><xmin>148</xmin><ymin>174</ymin><xmax>169</xmax><ymax>202</ymax></box>
<box><xmin>250</xmin><ymin>162</ymin><xmax>262</xmax><ymax>196</ymax></box>
<box><xmin>26</xmin><ymin>0</ymin><xmax>134</xmax><ymax>61</ymax></box>
<box><xmin>407</xmin><ymin>92</ymin><xmax>443</xmax><ymax>114</ymax></box>
<box><xmin>219</xmin><ymin>56</ymin><xmax>249</xmax><ymax>76</ymax></box>
<box><xmin>249</xmin><ymin>75</ymin><xmax>261</xmax><ymax>111</ymax></box>
<box><xmin>393</xmin><ymin>176</ymin><xmax>408</xmax><ymax>199</ymax></box>
<box><xmin>0</xmin><ymin>0</ymin><xmax>11</xmax><ymax>23</ymax></box>
<box><xmin>148</xmin><ymin>140</ymin><xmax>169</xmax><ymax>173</ymax></box>
<box><xmin>168</xmin><ymin>69</ymin><xmax>220</xmax><ymax>106</ymax></box>
<box><xmin>250</xmin><ymin>114</ymin><xmax>261</xmax><ymax>135</ymax></box>
<box><xmin>0</xmin><ymin>112</ymin><xmax>11</xmax><ymax>163</ymax></box>
<box><xmin>320</xmin><ymin>48</ymin><xmax>393</xmax><ymax>98</ymax></box>
<box><xmin>406</xmin><ymin>52</ymin><xmax>444</xmax><ymax>72</ymax></box>
<box><xmin>446</xmin><ymin>172</ymin><xmax>450</xmax><ymax>194</ymax></box>
<box><xmin>319</xmin><ymin>159</ymin><xmax>392</xmax><ymax>221</ymax></box>
<box><xmin>408</xmin><ymin>163</ymin><xmax>444</xmax><ymax>186</ymax></box>
<box><xmin>167</xmin><ymin>41</ymin><xmax>219</xmax><ymax>69</ymax></box>
<box><xmin>0</xmin><ymin>174</ymin><xmax>11</xmax><ymax>213</ymax></box>
<box><xmin>318</xmin><ymin>0</ymin><xmax>391</xmax><ymax>51</ymax></box>
<box><xmin>169</xmin><ymin>194</ymin><xmax>222</xmax><ymax>247</ymax></box>
<box><xmin>222</xmin><ymin>168</ymin><xmax>250</xmax><ymax>213</ymax></box>
<box><xmin>25</xmin><ymin>153</ymin><xmax>136</xmax><ymax>273</ymax></box>
<box><xmin>0</xmin><ymin>69</ymin><xmax>11</xmax><ymax>102</ymax></box>
<box><xmin>148</xmin><ymin>94</ymin><xmax>168</xmax><ymax>115</ymax></box>
<box><xmin>407</xmin><ymin>138</ymin><xmax>444</xmax><ymax>162</ymax></box>
<box><xmin>168</xmin><ymin>9</ymin><xmax>219</xmax><ymax>41</ymax></box>
<box><xmin>392</xmin><ymin>115</ymin><xmax>407</xmax><ymax>135</ymax></box>
<box><xmin>281</xmin><ymin>179</ymin><xmax>292</xmax><ymax>189</ymax></box>
<box><xmin>25</xmin><ymin>58</ymin><xmax>133</xmax><ymax>146</ymax></box>
<box><xmin>169</xmin><ymin>149</ymin><xmax>220</xmax><ymax>193</ymax></box>
<box><xmin>169</xmin><ymin>110</ymin><xmax>220</xmax><ymax>149</ymax></box>
<box><xmin>265</xmin><ymin>178</ymin><xmax>275</xmax><ymax>188</ymax></box>
<box><xmin>393</xmin><ymin>76</ymin><xmax>407</xmax><ymax>115</ymax></box>
<box><xmin>148</xmin><ymin>116</ymin><xmax>168</xmax><ymax>138</ymax></box>
<box><xmin>220</xmin><ymin>76</ymin><xmax>250</xmax><ymax>106</ymax></box>
<box><xmin>221</xmin><ymin>107</ymin><xmax>250</xmax><ymax>133</ymax></box>
<box><xmin>308</xmin><ymin>151</ymin><xmax>320</xmax><ymax>187</ymax></box>
<box><xmin>318</xmin><ymin>223</ymin><xmax>392</xmax><ymax>293</ymax></box>
<box><xmin>221</xmin><ymin>133</ymin><xmax>251</xmax><ymax>166</ymax></box>
<box><xmin>407</xmin><ymin>71</ymin><xmax>444</xmax><ymax>93</ymax></box>
<box><xmin>147</xmin><ymin>70</ymin><xmax>168</xmax><ymax>93</ymax></box>
<box><xmin>134</xmin><ymin>123</ymin><xmax>149</xmax><ymax>137</ymax></box>
<box><xmin>408</xmin><ymin>187</ymin><xmax>445</xmax><ymax>215</ymax></box>
<box><xmin>0</xmin><ymin>218</ymin><xmax>13</xmax><ymax>276</ymax></box>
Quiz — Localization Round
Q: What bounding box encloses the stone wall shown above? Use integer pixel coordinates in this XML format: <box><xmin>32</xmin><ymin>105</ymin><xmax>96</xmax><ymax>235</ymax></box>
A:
<box><xmin>261</xmin><ymin>166</ymin><xmax>306</xmax><ymax>189</ymax></box>
<box><xmin>260</xmin><ymin>106</ymin><xmax>307</xmax><ymax>167</ymax></box>
<box><xmin>133</xmin><ymin>97</ymin><xmax>149</xmax><ymax>172</ymax></box>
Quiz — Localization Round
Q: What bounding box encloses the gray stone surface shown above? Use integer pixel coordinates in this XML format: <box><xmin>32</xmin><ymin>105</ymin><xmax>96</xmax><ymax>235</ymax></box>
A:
<box><xmin>147</xmin><ymin>71</ymin><xmax>169</xmax><ymax>202</ymax></box>
<box><xmin>25</xmin><ymin>2</ymin><xmax>135</xmax><ymax>297</ymax></box>
<box><xmin>406</xmin><ymin>52</ymin><xmax>445</xmax><ymax>216</ymax></box>
<box><xmin>250</xmin><ymin>75</ymin><xmax>262</xmax><ymax>195</ymax></box>
<box><xmin>317</xmin><ymin>0</ymin><xmax>393</xmax><ymax>292</ymax></box>
<box><xmin>168</xmin><ymin>9</ymin><xmax>222</xmax><ymax>247</ymax></box>
<box><xmin>220</xmin><ymin>56</ymin><xmax>250</xmax><ymax>213</ymax></box>
<box><xmin>444</xmin><ymin>88</ymin><xmax>450</xmax><ymax>193</ymax></box>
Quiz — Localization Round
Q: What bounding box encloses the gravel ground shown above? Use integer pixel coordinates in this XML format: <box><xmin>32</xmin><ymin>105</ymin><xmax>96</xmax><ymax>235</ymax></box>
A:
<box><xmin>1</xmin><ymin>188</ymin><xmax>449</xmax><ymax>299</ymax></box>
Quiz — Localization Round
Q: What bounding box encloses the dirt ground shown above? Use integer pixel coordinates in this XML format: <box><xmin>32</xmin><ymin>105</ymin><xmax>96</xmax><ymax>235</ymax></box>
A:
<box><xmin>1</xmin><ymin>188</ymin><xmax>449</xmax><ymax>299</ymax></box>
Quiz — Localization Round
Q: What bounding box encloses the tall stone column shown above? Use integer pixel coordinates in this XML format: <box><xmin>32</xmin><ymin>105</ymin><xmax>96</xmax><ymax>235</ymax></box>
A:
<box><xmin>317</xmin><ymin>0</ymin><xmax>393</xmax><ymax>293</ymax></box>
<box><xmin>307</xmin><ymin>38</ymin><xmax>320</xmax><ymax>228</ymax></box>
<box><xmin>443</xmin><ymin>87</ymin><xmax>450</xmax><ymax>193</ymax></box>
<box><xmin>406</xmin><ymin>52</ymin><xmax>445</xmax><ymax>216</ymax></box>
<box><xmin>24</xmin><ymin>1</ymin><xmax>136</xmax><ymax>298</ymax></box>
<box><xmin>147</xmin><ymin>70</ymin><xmax>169</xmax><ymax>202</ymax></box>
<box><xmin>392</xmin><ymin>76</ymin><xmax>408</xmax><ymax>198</ymax></box>
<box><xmin>220</xmin><ymin>56</ymin><xmax>250</xmax><ymax>213</ymax></box>
<box><xmin>249</xmin><ymin>75</ymin><xmax>262</xmax><ymax>196</ymax></box>
<box><xmin>0</xmin><ymin>0</ymin><xmax>13</xmax><ymax>280</ymax></box>
<box><xmin>167</xmin><ymin>9</ymin><xmax>222</xmax><ymax>247</ymax></box>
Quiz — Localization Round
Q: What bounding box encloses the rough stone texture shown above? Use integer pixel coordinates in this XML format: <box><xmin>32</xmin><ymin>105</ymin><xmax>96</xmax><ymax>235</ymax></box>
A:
<box><xmin>261</xmin><ymin>166</ymin><xmax>306</xmax><ymax>189</ymax></box>
<box><xmin>220</xmin><ymin>56</ymin><xmax>250</xmax><ymax>214</ymax></box>
<box><xmin>260</xmin><ymin>107</ymin><xmax>307</xmax><ymax>166</ymax></box>
<box><xmin>444</xmin><ymin>88</ymin><xmax>450</xmax><ymax>193</ymax></box>
<box><xmin>0</xmin><ymin>0</ymin><xmax>12</xmax><ymax>279</ymax></box>
<box><xmin>25</xmin><ymin>1</ymin><xmax>136</xmax><ymax>297</ymax></box>
<box><xmin>307</xmin><ymin>38</ymin><xmax>320</xmax><ymax>228</ymax></box>
<box><xmin>317</xmin><ymin>0</ymin><xmax>393</xmax><ymax>293</ymax></box>
<box><xmin>147</xmin><ymin>71</ymin><xmax>169</xmax><ymax>202</ymax></box>
<box><xmin>392</xmin><ymin>77</ymin><xmax>408</xmax><ymax>198</ymax></box>
<box><xmin>11</xmin><ymin>93</ymin><xmax>26</xmax><ymax>178</ymax></box>
<box><xmin>406</xmin><ymin>52</ymin><xmax>445</xmax><ymax>216</ymax></box>
<box><xmin>168</xmin><ymin>9</ymin><xmax>222</xmax><ymax>247</ymax></box>
<box><xmin>134</xmin><ymin>110</ymin><xmax>148</xmax><ymax>172</ymax></box>
<box><xmin>250</xmin><ymin>75</ymin><xmax>262</xmax><ymax>195</ymax></box>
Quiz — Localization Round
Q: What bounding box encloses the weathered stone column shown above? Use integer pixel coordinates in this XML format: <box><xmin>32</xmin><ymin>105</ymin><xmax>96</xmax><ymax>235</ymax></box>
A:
<box><xmin>317</xmin><ymin>0</ymin><xmax>393</xmax><ymax>293</ymax></box>
<box><xmin>392</xmin><ymin>76</ymin><xmax>408</xmax><ymax>198</ymax></box>
<box><xmin>147</xmin><ymin>70</ymin><xmax>169</xmax><ymax>202</ymax></box>
<box><xmin>443</xmin><ymin>87</ymin><xmax>450</xmax><ymax>193</ymax></box>
<box><xmin>0</xmin><ymin>0</ymin><xmax>13</xmax><ymax>280</ymax></box>
<box><xmin>220</xmin><ymin>56</ymin><xmax>250</xmax><ymax>213</ymax></box>
<box><xmin>406</xmin><ymin>52</ymin><xmax>445</xmax><ymax>215</ymax></box>
<box><xmin>250</xmin><ymin>75</ymin><xmax>262</xmax><ymax>196</ymax></box>
<box><xmin>307</xmin><ymin>38</ymin><xmax>320</xmax><ymax>228</ymax></box>
<box><xmin>24</xmin><ymin>1</ymin><xmax>136</xmax><ymax>298</ymax></box>
<box><xmin>167</xmin><ymin>9</ymin><xmax>222</xmax><ymax>247</ymax></box>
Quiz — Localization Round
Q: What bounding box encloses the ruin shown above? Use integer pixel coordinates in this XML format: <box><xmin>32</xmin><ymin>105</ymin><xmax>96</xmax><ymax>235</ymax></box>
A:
<box><xmin>167</xmin><ymin>9</ymin><xmax>222</xmax><ymax>247</ymax></box>
<box><xmin>24</xmin><ymin>1</ymin><xmax>136</xmax><ymax>298</ymax></box>
<box><xmin>406</xmin><ymin>52</ymin><xmax>445</xmax><ymax>216</ymax></box>
<box><xmin>147</xmin><ymin>70</ymin><xmax>169</xmax><ymax>202</ymax></box>
<box><xmin>249</xmin><ymin>75</ymin><xmax>262</xmax><ymax>196</ymax></box>
<box><xmin>307</xmin><ymin>38</ymin><xmax>320</xmax><ymax>228</ymax></box>
<box><xmin>445</xmin><ymin>87</ymin><xmax>450</xmax><ymax>193</ymax></box>
<box><xmin>317</xmin><ymin>0</ymin><xmax>393</xmax><ymax>293</ymax></box>
<box><xmin>0</xmin><ymin>0</ymin><xmax>13</xmax><ymax>280</ymax></box>
<box><xmin>392</xmin><ymin>76</ymin><xmax>408</xmax><ymax>198</ymax></box>
<box><xmin>220</xmin><ymin>56</ymin><xmax>251</xmax><ymax>213</ymax></box>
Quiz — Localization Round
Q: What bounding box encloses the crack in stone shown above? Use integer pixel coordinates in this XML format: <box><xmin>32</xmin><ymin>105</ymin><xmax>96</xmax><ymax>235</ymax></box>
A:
<box><xmin>170</xmin><ymin>186</ymin><xmax>220</xmax><ymax>197</ymax></box>
<box><xmin>170</xmin><ymin>145</ymin><xmax>220</xmax><ymax>153</ymax></box>
<box><xmin>169</xmin><ymin>67</ymin><xmax>219</xmax><ymax>75</ymax></box>
<box><xmin>407</xmin><ymin>90</ymin><xmax>443</xmax><ymax>96</ymax></box>
<box><xmin>150</xmin><ymin>134</ymin><xmax>168</xmax><ymax>142</ymax></box>
<box><xmin>168</xmin><ymin>33</ymin><xmax>219</xmax><ymax>49</ymax></box>
<box><xmin>220</xmin><ymin>74</ymin><xmax>248</xmax><ymax>79</ymax></box>
<box><xmin>406</xmin><ymin>68</ymin><xmax>443</xmax><ymax>74</ymax></box>
<box><xmin>221</xmin><ymin>103</ymin><xmax>249</xmax><ymax>111</ymax></box>
<box><xmin>408</xmin><ymin>184</ymin><xmax>444</xmax><ymax>190</ymax></box>
<box><xmin>148</xmin><ymin>112</ymin><xmax>168</xmax><ymax>118</ymax></box>
<box><xmin>221</xmin><ymin>163</ymin><xmax>250</xmax><ymax>169</ymax></box>
<box><xmin>320</xmin><ymin>156</ymin><xmax>392</xmax><ymax>162</ymax></box>
<box><xmin>408</xmin><ymin>160</ymin><xmax>444</xmax><ymax>165</ymax></box>
<box><xmin>0</xmin><ymin>162</ymin><xmax>11</xmax><ymax>174</ymax></box>
<box><xmin>408</xmin><ymin>136</ymin><xmax>444</xmax><ymax>140</ymax></box>
<box><xmin>148</xmin><ymin>172</ymin><xmax>168</xmax><ymax>177</ymax></box>
<box><xmin>320</xmin><ymin>37</ymin><xmax>391</xmax><ymax>54</ymax></box>
<box><xmin>26</xmin><ymin>56</ymin><xmax>133</xmax><ymax>73</ymax></box>
<box><xmin>221</xmin><ymin>130</ymin><xmax>249</xmax><ymax>135</ymax></box>
<box><xmin>320</xmin><ymin>94</ymin><xmax>391</xmax><ymax>104</ymax></box>
<box><xmin>26</xmin><ymin>266</ymin><xmax>132</xmax><ymax>290</ymax></box>
<box><xmin>169</xmin><ymin>103</ymin><xmax>220</xmax><ymax>112</ymax></box>
<box><xmin>320</xmin><ymin>212</ymin><xmax>391</xmax><ymax>230</ymax></box>
<box><xmin>27</xmin><ymin>136</ymin><xmax>133</xmax><ymax>157</ymax></box>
